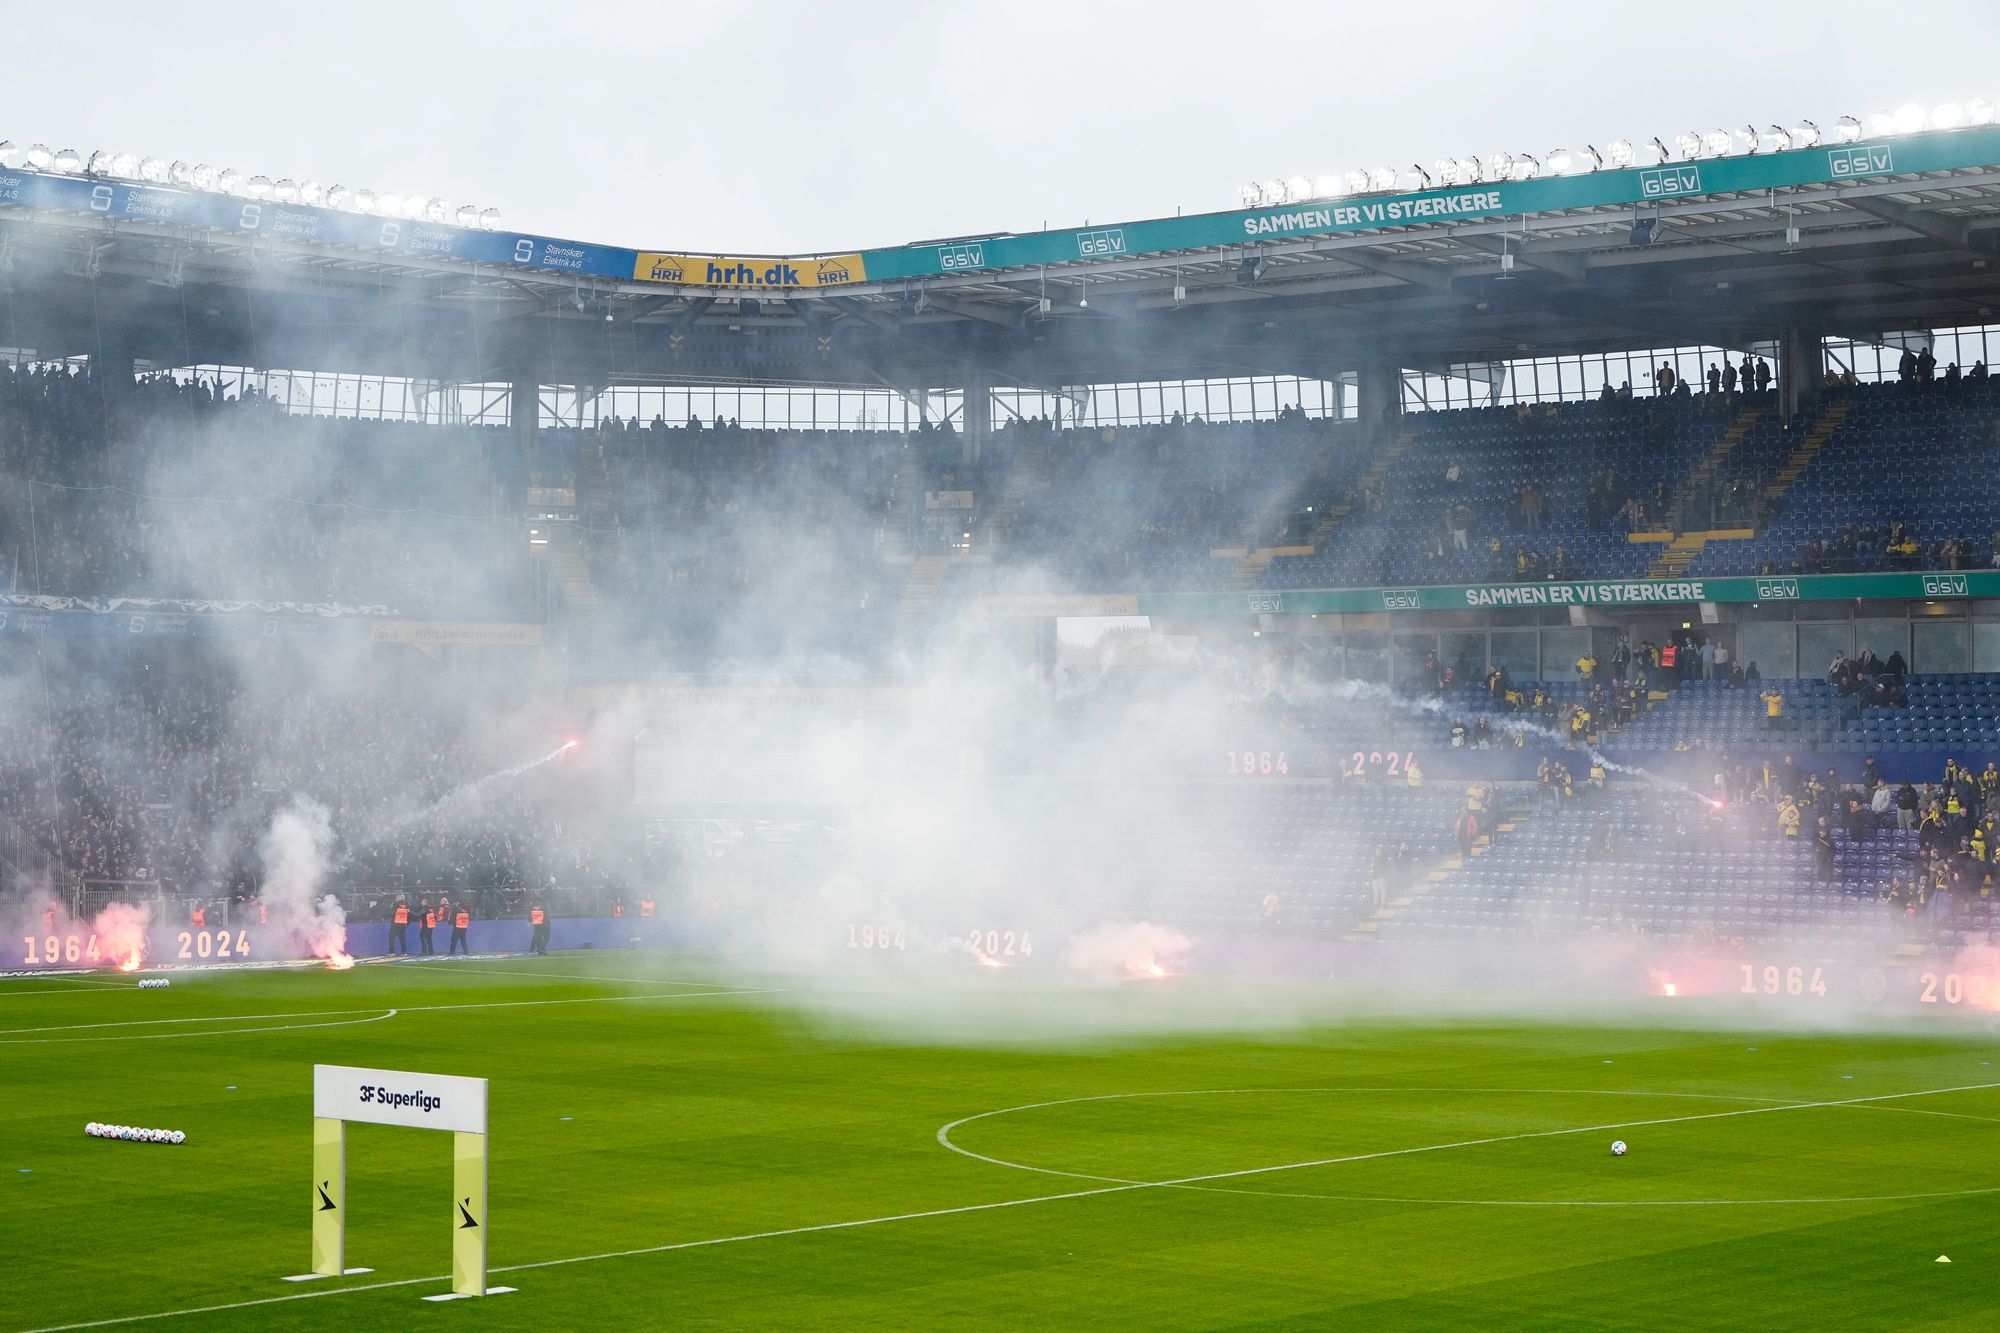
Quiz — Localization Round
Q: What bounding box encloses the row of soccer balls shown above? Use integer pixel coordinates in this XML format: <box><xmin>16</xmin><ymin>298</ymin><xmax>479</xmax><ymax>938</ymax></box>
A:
<box><xmin>86</xmin><ymin>1122</ymin><xmax>185</xmax><ymax>1144</ymax></box>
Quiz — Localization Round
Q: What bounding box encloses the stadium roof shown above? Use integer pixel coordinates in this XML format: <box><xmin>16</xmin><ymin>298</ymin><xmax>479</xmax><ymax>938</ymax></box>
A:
<box><xmin>5</xmin><ymin>128</ymin><xmax>2000</xmax><ymax>391</ymax></box>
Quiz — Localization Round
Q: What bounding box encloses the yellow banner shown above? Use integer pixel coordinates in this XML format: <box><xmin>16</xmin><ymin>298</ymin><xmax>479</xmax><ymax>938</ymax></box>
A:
<box><xmin>633</xmin><ymin>252</ymin><xmax>866</xmax><ymax>289</ymax></box>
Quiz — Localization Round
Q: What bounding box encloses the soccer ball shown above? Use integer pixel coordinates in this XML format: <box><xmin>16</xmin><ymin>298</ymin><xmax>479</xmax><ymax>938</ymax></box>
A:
<box><xmin>1611</xmin><ymin>1140</ymin><xmax>1628</xmax><ymax>1156</ymax></box>
<box><xmin>170</xmin><ymin>1130</ymin><xmax>186</xmax><ymax>1145</ymax></box>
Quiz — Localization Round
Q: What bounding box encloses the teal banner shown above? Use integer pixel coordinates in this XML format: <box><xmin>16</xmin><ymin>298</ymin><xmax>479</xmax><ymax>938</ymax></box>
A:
<box><xmin>1136</xmin><ymin>571</ymin><xmax>1992</xmax><ymax>618</ymax></box>
<box><xmin>860</xmin><ymin>128</ymin><xmax>2000</xmax><ymax>283</ymax></box>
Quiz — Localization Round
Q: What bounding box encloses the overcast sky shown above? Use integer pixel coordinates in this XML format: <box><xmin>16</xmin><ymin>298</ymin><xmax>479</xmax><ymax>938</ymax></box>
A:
<box><xmin>10</xmin><ymin>1</ymin><xmax>1999</xmax><ymax>255</ymax></box>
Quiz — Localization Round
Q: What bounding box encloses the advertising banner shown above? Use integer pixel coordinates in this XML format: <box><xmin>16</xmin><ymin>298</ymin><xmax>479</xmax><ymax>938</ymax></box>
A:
<box><xmin>1136</xmin><ymin>570</ymin><xmax>1999</xmax><ymax>618</ymax></box>
<box><xmin>632</xmin><ymin>251</ymin><xmax>866</xmax><ymax>288</ymax></box>
<box><xmin>313</xmin><ymin>1064</ymin><xmax>488</xmax><ymax>1135</ymax></box>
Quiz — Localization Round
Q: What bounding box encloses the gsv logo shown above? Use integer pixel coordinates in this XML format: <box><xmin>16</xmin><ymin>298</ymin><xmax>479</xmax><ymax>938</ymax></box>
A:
<box><xmin>1381</xmin><ymin>590</ymin><xmax>1422</xmax><ymax>610</ymax></box>
<box><xmin>938</xmin><ymin>243</ymin><xmax>986</xmax><ymax>271</ymax></box>
<box><xmin>1755</xmin><ymin>579</ymin><xmax>1800</xmax><ymax>600</ymax></box>
<box><xmin>1077</xmin><ymin>229</ymin><xmax>1126</xmax><ymax>257</ymax></box>
<box><xmin>1922</xmin><ymin>574</ymin><xmax>1968</xmax><ymax>597</ymax></box>
<box><xmin>1829</xmin><ymin>145</ymin><xmax>1894</xmax><ymax>177</ymax></box>
<box><xmin>1638</xmin><ymin>166</ymin><xmax>1701</xmax><ymax>198</ymax></box>
<box><xmin>1247</xmin><ymin>593</ymin><xmax>1284</xmax><ymax>613</ymax></box>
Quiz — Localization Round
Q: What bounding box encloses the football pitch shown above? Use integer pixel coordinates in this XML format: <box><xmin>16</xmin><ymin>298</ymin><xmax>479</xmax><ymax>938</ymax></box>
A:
<box><xmin>3</xmin><ymin>954</ymin><xmax>1998</xmax><ymax>1331</ymax></box>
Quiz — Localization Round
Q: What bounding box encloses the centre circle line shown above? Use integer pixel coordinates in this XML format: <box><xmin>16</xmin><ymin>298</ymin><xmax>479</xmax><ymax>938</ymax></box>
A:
<box><xmin>936</xmin><ymin>1082</ymin><xmax>2000</xmax><ymax>1207</ymax></box>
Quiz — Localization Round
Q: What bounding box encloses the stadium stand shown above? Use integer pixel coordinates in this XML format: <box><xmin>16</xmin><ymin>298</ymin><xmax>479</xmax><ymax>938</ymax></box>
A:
<box><xmin>0</xmin><ymin>367</ymin><xmax>532</xmax><ymax>614</ymax></box>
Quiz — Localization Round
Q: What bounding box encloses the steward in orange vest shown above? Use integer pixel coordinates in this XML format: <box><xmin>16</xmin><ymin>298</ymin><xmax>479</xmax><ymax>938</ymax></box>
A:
<box><xmin>389</xmin><ymin>901</ymin><xmax>411</xmax><ymax>956</ymax></box>
<box><xmin>529</xmin><ymin>903</ymin><xmax>550</xmax><ymax>957</ymax></box>
<box><xmin>639</xmin><ymin>897</ymin><xmax>655</xmax><ymax>917</ymax></box>
<box><xmin>418</xmin><ymin>902</ymin><xmax>436</xmax><ymax>955</ymax></box>
<box><xmin>190</xmin><ymin>904</ymin><xmax>206</xmax><ymax>929</ymax></box>
<box><xmin>449</xmin><ymin>908</ymin><xmax>471</xmax><ymax>955</ymax></box>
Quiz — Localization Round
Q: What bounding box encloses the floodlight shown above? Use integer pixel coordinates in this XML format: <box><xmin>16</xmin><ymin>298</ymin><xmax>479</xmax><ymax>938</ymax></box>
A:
<box><xmin>376</xmin><ymin>191</ymin><xmax>403</xmax><ymax>216</ymax></box>
<box><xmin>1286</xmin><ymin>174</ymin><xmax>1310</xmax><ymax>200</ymax></box>
<box><xmin>1837</xmin><ymin>116</ymin><xmax>1862</xmax><ymax>142</ymax></box>
<box><xmin>1314</xmin><ymin>174</ymin><xmax>1343</xmax><ymax>198</ymax></box>
<box><xmin>402</xmin><ymin>194</ymin><xmax>426</xmax><ymax>220</ymax></box>
<box><xmin>245</xmin><ymin>175</ymin><xmax>273</xmax><ymax>199</ymax></box>
<box><xmin>1344</xmin><ymin>169</ymin><xmax>1370</xmax><ymax>194</ymax></box>
<box><xmin>273</xmin><ymin>179</ymin><xmax>298</xmax><ymax>203</ymax></box>
<box><xmin>139</xmin><ymin>157</ymin><xmax>167</xmax><ymax>183</ymax></box>
<box><xmin>1894</xmin><ymin>103</ymin><xmax>1925</xmax><ymax>134</ymax></box>
<box><xmin>1369</xmin><ymin>166</ymin><xmax>1397</xmax><ymax>191</ymax></box>
<box><xmin>1647</xmin><ymin>137</ymin><xmax>1670</xmax><ymax>165</ymax></box>
<box><xmin>299</xmin><ymin>180</ymin><xmax>325</xmax><ymax>206</ymax></box>
<box><xmin>190</xmin><ymin>164</ymin><xmax>217</xmax><ymax>190</ymax></box>
<box><xmin>1488</xmin><ymin>151</ymin><xmax>1514</xmax><ymax>180</ymax></box>
<box><xmin>1764</xmin><ymin>124</ymin><xmax>1791</xmax><ymax>152</ymax></box>
<box><xmin>51</xmin><ymin>148</ymin><xmax>82</xmax><ymax>173</ymax></box>
<box><xmin>217</xmin><ymin>168</ymin><xmax>244</xmax><ymax>193</ymax></box>
<box><xmin>87</xmin><ymin>150</ymin><xmax>115</xmax><ymax>176</ymax></box>
<box><xmin>0</xmin><ymin>142</ymin><xmax>19</xmax><ymax>169</ymax></box>
<box><xmin>424</xmin><ymin>196</ymin><xmax>449</xmax><ymax>222</ymax></box>
<box><xmin>1793</xmin><ymin>120</ymin><xmax>1820</xmax><ymax>148</ymax></box>
<box><xmin>1606</xmin><ymin>139</ymin><xmax>1634</xmax><ymax>168</ymax></box>
<box><xmin>1451</xmin><ymin>157</ymin><xmax>1478</xmax><ymax>182</ymax></box>
<box><xmin>1407</xmin><ymin>164</ymin><xmax>1431</xmax><ymax>189</ymax></box>
<box><xmin>1545</xmin><ymin>148</ymin><xmax>1573</xmax><ymax>175</ymax></box>
<box><xmin>1933</xmin><ymin>102</ymin><xmax>1965</xmax><ymax>130</ymax></box>
<box><xmin>1675</xmin><ymin>131</ymin><xmax>1701</xmax><ymax>160</ymax></box>
<box><xmin>24</xmin><ymin>144</ymin><xmax>52</xmax><ymax>169</ymax></box>
<box><xmin>478</xmin><ymin>208</ymin><xmax>502</xmax><ymax>230</ymax></box>
<box><xmin>1238</xmin><ymin>182</ymin><xmax>1261</xmax><ymax>206</ymax></box>
<box><xmin>1703</xmin><ymin>129</ymin><xmax>1732</xmax><ymax>157</ymax></box>
<box><xmin>110</xmin><ymin>152</ymin><xmax>138</xmax><ymax>178</ymax></box>
<box><xmin>1736</xmin><ymin>125</ymin><xmax>1760</xmax><ymax>153</ymax></box>
<box><xmin>168</xmin><ymin>160</ymin><xmax>192</xmax><ymax>185</ymax></box>
<box><xmin>1868</xmin><ymin>109</ymin><xmax>1896</xmax><ymax>137</ymax></box>
<box><xmin>1260</xmin><ymin>178</ymin><xmax>1284</xmax><ymax>203</ymax></box>
<box><xmin>1969</xmin><ymin>98</ymin><xmax>1996</xmax><ymax>126</ymax></box>
<box><xmin>353</xmin><ymin>188</ymin><xmax>376</xmax><ymax>212</ymax></box>
<box><xmin>327</xmin><ymin>185</ymin><xmax>352</xmax><ymax>210</ymax></box>
<box><xmin>1582</xmin><ymin>145</ymin><xmax>1604</xmax><ymax>171</ymax></box>
<box><xmin>1513</xmin><ymin>154</ymin><xmax>1539</xmax><ymax>180</ymax></box>
<box><xmin>455</xmin><ymin>204</ymin><xmax>478</xmax><ymax>226</ymax></box>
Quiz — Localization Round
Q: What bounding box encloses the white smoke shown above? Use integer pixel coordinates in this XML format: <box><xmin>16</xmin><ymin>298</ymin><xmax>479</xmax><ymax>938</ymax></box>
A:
<box><xmin>257</xmin><ymin>798</ymin><xmax>350</xmax><ymax>964</ymax></box>
<box><xmin>1067</xmin><ymin>921</ymin><xmax>1192</xmax><ymax>981</ymax></box>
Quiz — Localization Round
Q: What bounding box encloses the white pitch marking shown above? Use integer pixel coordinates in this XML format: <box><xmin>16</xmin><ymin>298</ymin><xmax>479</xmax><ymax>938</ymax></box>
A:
<box><xmin>27</xmin><ymin>1078</ymin><xmax>2000</xmax><ymax>1332</ymax></box>
<box><xmin>418</xmin><ymin>1286</ymin><xmax>516</xmax><ymax>1302</ymax></box>
<box><xmin>0</xmin><ymin>1011</ymin><xmax>401</xmax><ymax>1045</ymax></box>
<box><xmin>0</xmin><ymin>987</ymin><xmax>777</xmax><ymax>1039</ymax></box>
<box><xmin>934</xmin><ymin>1082</ymin><xmax>2000</xmax><ymax>1203</ymax></box>
<box><xmin>278</xmin><ymin>1268</ymin><xmax>373</xmax><ymax>1282</ymax></box>
<box><xmin>0</xmin><ymin>984</ymin><xmax>138</xmax><ymax>998</ymax></box>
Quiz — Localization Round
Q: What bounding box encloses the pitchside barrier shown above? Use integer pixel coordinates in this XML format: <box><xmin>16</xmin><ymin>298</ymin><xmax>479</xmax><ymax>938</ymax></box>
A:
<box><xmin>293</xmin><ymin>1063</ymin><xmax>512</xmax><ymax>1301</ymax></box>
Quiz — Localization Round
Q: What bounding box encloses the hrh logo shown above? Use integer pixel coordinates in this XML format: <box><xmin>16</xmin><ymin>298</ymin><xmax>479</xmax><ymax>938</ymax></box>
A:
<box><xmin>643</xmin><ymin>256</ymin><xmax>687</xmax><ymax>283</ymax></box>
<box><xmin>1754</xmin><ymin>579</ymin><xmax>1800</xmax><ymax>601</ymax></box>
<box><xmin>1922</xmin><ymin>573</ymin><xmax>1968</xmax><ymax>597</ymax></box>
<box><xmin>814</xmin><ymin>256</ymin><xmax>853</xmax><ymax>285</ymax></box>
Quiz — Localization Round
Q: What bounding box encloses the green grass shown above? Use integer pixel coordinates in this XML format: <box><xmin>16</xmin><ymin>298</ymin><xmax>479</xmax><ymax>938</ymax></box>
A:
<box><xmin>3</xmin><ymin>954</ymin><xmax>1998</xmax><ymax>1331</ymax></box>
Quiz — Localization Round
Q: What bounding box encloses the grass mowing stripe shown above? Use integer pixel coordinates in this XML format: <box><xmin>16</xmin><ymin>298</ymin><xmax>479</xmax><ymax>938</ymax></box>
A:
<box><xmin>0</xmin><ymin>987</ymin><xmax>778</xmax><ymax>1038</ymax></box>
